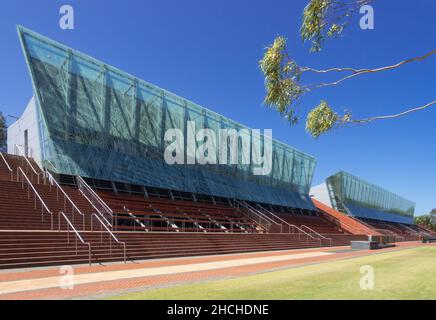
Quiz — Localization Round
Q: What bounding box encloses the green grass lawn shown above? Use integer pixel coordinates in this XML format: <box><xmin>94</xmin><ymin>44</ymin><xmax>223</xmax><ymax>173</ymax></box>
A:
<box><xmin>111</xmin><ymin>246</ymin><xmax>436</xmax><ymax>300</ymax></box>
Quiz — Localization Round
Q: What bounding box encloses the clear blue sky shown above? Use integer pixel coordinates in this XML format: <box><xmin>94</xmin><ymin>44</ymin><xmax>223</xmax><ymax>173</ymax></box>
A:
<box><xmin>0</xmin><ymin>0</ymin><xmax>434</xmax><ymax>215</ymax></box>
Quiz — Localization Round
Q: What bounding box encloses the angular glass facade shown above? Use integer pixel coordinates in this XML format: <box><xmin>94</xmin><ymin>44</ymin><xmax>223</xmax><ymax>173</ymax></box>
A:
<box><xmin>18</xmin><ymin>26</ymin><xmax>316</xmax><ymax>209</ymax></box>
<box><xmin>326</xmin><ymin>171</ymin><xmax>415</xmax><ymax>224</ymax></box>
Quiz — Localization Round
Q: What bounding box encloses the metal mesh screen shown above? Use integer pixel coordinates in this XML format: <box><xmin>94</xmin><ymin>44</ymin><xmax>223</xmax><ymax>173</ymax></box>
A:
<box><xmin>18</xmin><ymin>26</ymin><xmax>317</xmax><ymax>209</ymax></box>
<box><xmin>326</xmin><ymin>171</ymin><xmax>415</xmax><ymax>224</ymax></box>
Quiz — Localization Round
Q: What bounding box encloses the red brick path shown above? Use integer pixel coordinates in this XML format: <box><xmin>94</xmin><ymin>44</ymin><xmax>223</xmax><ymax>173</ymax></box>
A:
<box><xmin>0</xmin><ymin>241</ymin><xmax>432</xmax><ymax>300</ymax></box>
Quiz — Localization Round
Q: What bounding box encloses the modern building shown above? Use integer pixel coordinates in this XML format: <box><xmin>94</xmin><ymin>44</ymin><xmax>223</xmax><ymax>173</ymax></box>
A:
<box><xmin>8</xmin><ymin>26</ymin><xmax>316</xmax><ymax>211</ymax></box>
<box><xmin>311</xmin><ymin>171</ymin><xmax>415</xmax><ymax>225</ymax></box>
<box><xmin>3</xmin><ymin>27</ymin><xmax>430</xmax><ymax>269</ymax></box>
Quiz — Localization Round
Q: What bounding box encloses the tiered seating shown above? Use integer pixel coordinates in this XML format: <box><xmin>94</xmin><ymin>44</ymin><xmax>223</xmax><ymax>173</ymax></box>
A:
<box><xmin>243</xmin><ymin>203</ymin><xmax>352</xmax><ymax>236</ymax></box>
<box><xmin>0</xmin><ymin>231</ymin><xmax>368</xmax><ymax>269</ymax></box>
<box><xmin>0</xmin><ymin>180</ymin><xmax>54</xmax><ymax>230</ymax></box>
<box><xmin>113</xmin><ymin>233</ymin><xmax>367</xmax><ymax>261</ymax></box>
<box><xmin>312</xmin><ymin>198</ymin><xmax>377</xmax><ymax>235</ymax></box>
<box><xmin>270</xmin><ymin>211</ymin><xmax>345</xmax><ymax>234</ymax></box>
<box><xmin>0</xmin><ymin>231</ymin><xmax>125</xmax><ymax>269</ymax></box>
<box><xmin>358</xmin><ymin>218</ymin><xmax>421</xmax><ymax>241</ymax></box>
<box><xmin>0</xmin><ymin>154</ymin><xmax>95</xmax><ymax>231</ymax></box>
<box><xmin>409</xmin><ymin>224</ymin><xmax>436</xmax><ymax>236</ymax></box>
<box><xmin>99</xmin><ymin>192</ymin><xmax>263</xmax><ymax>234</ymax></box>
<box><xmin>293</xmin><ymin>214</ymin><xmax>341</xmax><ymax>234</ymax></box>
<box><xmin>0</xmin><ymin>152</ymin><xmax>369</xmax><ymax>269</ymax></box>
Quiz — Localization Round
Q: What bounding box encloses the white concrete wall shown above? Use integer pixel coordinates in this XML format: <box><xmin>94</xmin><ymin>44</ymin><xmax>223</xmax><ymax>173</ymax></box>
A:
<box><xmin>310</xmin><ymin>182</ymin><xmax>332</xmax><ymax>207</ymax></box>
<box><xmin>7</xmin><ymin>97</ymin><xmax>42</xmax><ymax>167</ymax></box>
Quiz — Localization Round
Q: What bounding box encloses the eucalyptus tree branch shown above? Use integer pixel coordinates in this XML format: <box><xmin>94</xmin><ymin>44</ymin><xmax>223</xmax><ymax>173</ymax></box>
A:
<box><xmin>301</xmin><ymin>0</ymin><xmax>375</xmax><ymax>52</ymax></box>
<box><xmin>306</xmin><ymin>100</ymin><xmax>436</xmax><ymax>138</ymax></box>
<box><xmin>302</xmin><ymin>49</ymin><xmax>436</xmax><ymax>74</ymax></box>
<box><xmin>350</xmin><ymin>100</ymin><xmax>436</xmax><ymax>123</ymax></box>
<box><xmin>301</xmin><ymin>49</ymin><xmax>436</xmax><ymax>90</ymax></box>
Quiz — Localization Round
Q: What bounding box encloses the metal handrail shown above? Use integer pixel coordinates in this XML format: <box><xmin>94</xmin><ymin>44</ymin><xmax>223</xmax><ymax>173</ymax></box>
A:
<box><xmin>45</xmin><ymin>159</ymin><xmax>57</xmax><ymax>171</ymax></box>
<box><xmin>45</xmin><ymin>170</ymin><xmax>85</xmax><ymax>230</ymax></box>
<box><xmin>182</xmin><ymin>206</ymin><xmax>238</xmax><ymax>233</ymax></box>
<box><xmin>91</xmin><ymin>213</ymin><xmax>126</xmax><ymax>264</ymax></box>
<box><xmin>151</xmin><ymin>207</ymin><xmax>182</xmax><ymax>233</ymax></box>
<box><xmin>416</xmin><ymin>224</ymin><xmax>436</xmax><ymax>236</ymax></box>
<box><xmin>237</xmin><ymin>201</ymin><xmax>275</xmax><ymax>228</ymax></box>
<box><xmin>342</xmin><ymin>224</ymin><xmax>368</xmax><ymax>235</ymax></box>
<box><xmin>337</xmin><ymin>220</ymin><xmax>368</xmax><ymax>235</ymax></box>
<box><xmin>77</xmin><ymin>176</ymin><xmax>112</xmax><ymax>212</ymax></box>
<box><xmin>354</xmin><ymin>217</ymin><xmax>378</xmax><ymax>231</ymax></box>
<box><xmin>401</xmin><ymin>224</ymin><xmax>420</xmax><ymax>236</ymax></box>
<box><xmin>235</xmin><ymin>201</ymin><xmax>320</xmax><ymax>242</ymax></box>
<box><xmin>15</xmin><ymin>144</ymin><xmax>33</xmax><ymax>158</ymax></box>
<box><xmin>255</xmin><ymin>204</ymin><xmax>319</xmax><ymax>239</ymax></box>
<box><xmin>318</xmin><ymin>210</ymin><xmax>370</xmax><ymax>235</ymax></box>
<box><xmin>382</xmin><ymin>222</ymin><xmax>403</xmax><ymax>234</ymax></box>
<box><xmin>234</xmin><ymin>201</ymin><xmax>271</xmax><ymax>232</ymax></box>
<box><xmin>16</xmin><ymin>167</ymin><xmax>53</xmax><ymax>229</ymax></box>
<box><xmin>59</xmin><ymin>211</ymin><xmax>92</xmax><ymax>266</ymax></box>
<box><xmin>403</xmin><ymin>224</ymin><xmax>426</xmax><ymax>237</ymax></box>
<box><xmin>122</xmin><ymin>206</ymin><xmax>149</xmax><ymax>232</ymax></box>
<box><xmin>77</xmin><ymin>176</ymin><xmax>113</xmax><ymax>227</ymax></box>
<box><xmin>301</xmin><ymin>225</ymin><xmax>332</xmax><ymax>247</ymax></box>
<box><xmin>0</xmin><ymin>152</ymin><xmax>13</xmax><ymax>181</ymax></box>
<box><xmin>14</xmin><ymin>144</ymin><xmax>41</xmax><ymax>184</ymax></box>
<box><xmin>354</xmin><ymin>217</ymin><xmax>385</xmax><ymax>235</ymax></box>
<box><xmin>242</xmin><ymin>201</ymin><xmax>279</xmax><ymax>226</ymax></box>
<box><xmin>375</xmin><ymin>228</ymin><xmax>404</xmax><ymax>240</ymax></box>
<box><xmin>122</xmin><ymin>205</ymin><xmax>260</xmax><ymax>234</ymax></box>
<box><xmin>318</xmin><ymin>210</ymin><xmax>369</xmax><ymax>234</ymax></box>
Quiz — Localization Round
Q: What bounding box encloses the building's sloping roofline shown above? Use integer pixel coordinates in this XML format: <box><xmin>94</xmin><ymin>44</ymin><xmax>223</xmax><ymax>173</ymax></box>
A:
<box><xmin>326</xmin><ymin>170</ymin><xmax>415</xmax><ymax>224</ymax></box>
<box><xmin>16</xmin><ymin>25</ymin><xmax>315</xmax><ymax>164</ymax></box>
<box><xmin>16</xmin><ymin>25</ymin><xmax>317</xmax><ymax>209</ymax></box>
<box><xmin>330</xmin><ymin>170</ymin><xmax>415</xmax><ymax>208</ymax></box>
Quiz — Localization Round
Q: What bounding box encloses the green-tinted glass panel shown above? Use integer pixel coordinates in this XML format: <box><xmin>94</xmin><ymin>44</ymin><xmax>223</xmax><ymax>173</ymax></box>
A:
<box><xmin>18</xmin><ymin>26</ymin><xmax>317</xmax><ymax>209</ymax></box>
<box><xmin>326</xmin><ymin>171</ymin><xmax>415</xmax><ymax>224</ymax></box>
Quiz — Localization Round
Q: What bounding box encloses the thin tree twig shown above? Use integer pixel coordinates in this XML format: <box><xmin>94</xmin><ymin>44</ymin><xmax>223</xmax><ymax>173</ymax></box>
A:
<box><xmin>350</xmin><ymin>100</ymin><xmax>436</xmax><ymax>123</ymax></box>
<box><xmin>301</xmin><ymin>49</ymin><xmax>436</xmax><ymax>79</ymax></box>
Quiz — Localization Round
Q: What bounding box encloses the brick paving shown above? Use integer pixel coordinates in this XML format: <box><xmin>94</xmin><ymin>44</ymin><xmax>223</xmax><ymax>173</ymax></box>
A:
<box><xmin>0</xmin><ymin>241</ymin><xmax>432</xmax><ymax>300</ymax></box>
